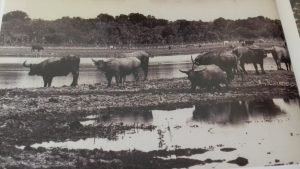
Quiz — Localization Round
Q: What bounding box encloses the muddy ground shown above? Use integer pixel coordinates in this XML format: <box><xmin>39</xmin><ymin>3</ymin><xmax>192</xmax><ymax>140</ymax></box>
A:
<box><xmin>0</xmin><ymin>70</ymin><xmax>299</xmax><ymax>169</ymax></box>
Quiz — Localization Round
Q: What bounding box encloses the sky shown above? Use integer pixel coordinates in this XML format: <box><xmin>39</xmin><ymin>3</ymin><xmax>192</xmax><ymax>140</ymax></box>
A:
<box><xmin>2</xmin><ymin>0</ymin><xmax>279</xmax><ymax>21</ymax></box>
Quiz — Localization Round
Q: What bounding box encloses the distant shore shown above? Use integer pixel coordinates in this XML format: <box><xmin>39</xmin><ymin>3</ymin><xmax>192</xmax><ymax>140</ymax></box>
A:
<box><xmin>0</xmin><ymin>41</ymin><xmax>283</xmax><ymax>58</ymax></box>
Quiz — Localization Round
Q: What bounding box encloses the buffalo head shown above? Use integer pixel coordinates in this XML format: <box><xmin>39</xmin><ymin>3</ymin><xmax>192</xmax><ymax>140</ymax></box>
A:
<box><xmin>23</xmin><ymin>61</ymin><xmax>38</xmax><ymax>75</ymax></box>
<box><xmin>92</xmin><ymin>59</ymin><xmax>107</xmax><ymax>70</ymax></box>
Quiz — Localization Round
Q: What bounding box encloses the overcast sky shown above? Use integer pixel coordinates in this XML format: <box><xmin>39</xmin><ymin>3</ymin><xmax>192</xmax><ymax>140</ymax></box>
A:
<box><xmin>3</xmin><ymin>0</ymin><xmax>279</xmax><ymax>21</ymax></box>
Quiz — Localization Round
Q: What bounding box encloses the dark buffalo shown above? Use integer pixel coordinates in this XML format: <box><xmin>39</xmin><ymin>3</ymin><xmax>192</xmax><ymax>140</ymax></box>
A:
<box><xmin>232</xmin><ymin>47</ymin><xmax>267</xmax><ymax>74</ymax></box>
<box><xmin>180</xmin><ymin>56</ymin><xmax>228</xmax><ymax>91</ymax></box>
<box><xmin>23</xmin><ymin>55</ymin><xmax>80</xmax><ymax>87</ymax></box>
<box><xmin>120</xmin><ymin>51</ymin><xmax>154</xmax><ymax>80</ymax></box>
<box><xmin>31</xmin><ymin>45</ymin><xmax>44</xmax><ymax>52</ymax></box>
<box><xmin>244</xmin><ymin>40</ymin><xmax>255</xmax><ymax>46</ymax></box>
<box><xmin>92</xmin><ymin>57</ymin><xmax>142</xmax><ymax>87</ymax></box>
<box><xmin>194</xmin><ymin>50</ymin><xmax>240</xmax><ymax>81</ymax></box>
<box><xmin>265</xmin><ymin>46</ymin><xmax>291</xmax><ymax>71</ymax></box>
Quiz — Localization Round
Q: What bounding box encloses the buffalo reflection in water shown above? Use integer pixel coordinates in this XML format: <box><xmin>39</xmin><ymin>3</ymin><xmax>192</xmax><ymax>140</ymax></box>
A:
<box><xmin>95</xmin><ymin>109</ymin><xmax>153</xmax><ymax>125</ymax></box>
<box><xmin>192</xmin><ymin>99</ymin><xmax>284</xmax><ymax>125</ymax></box>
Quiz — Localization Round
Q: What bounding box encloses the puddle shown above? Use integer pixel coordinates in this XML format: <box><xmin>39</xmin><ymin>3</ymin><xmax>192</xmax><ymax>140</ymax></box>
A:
<box><xmin>28</xmin><ymin>98</ymin><xmax>300</xmax><ymax>167</ymax></box>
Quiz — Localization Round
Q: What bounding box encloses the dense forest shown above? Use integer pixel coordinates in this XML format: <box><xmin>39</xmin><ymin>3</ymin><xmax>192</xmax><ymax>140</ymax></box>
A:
<box><xmin>0</xmin><ymin>10</ymin><xmax>285</xmax><ymax>46</ymax></box>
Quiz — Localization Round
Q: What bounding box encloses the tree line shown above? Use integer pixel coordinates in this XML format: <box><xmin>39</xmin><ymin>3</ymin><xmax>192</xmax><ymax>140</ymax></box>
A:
<box><xmin>0</xmin><ymin>10</ymin><xmax>285</xmax><ymax>46</ymax></box>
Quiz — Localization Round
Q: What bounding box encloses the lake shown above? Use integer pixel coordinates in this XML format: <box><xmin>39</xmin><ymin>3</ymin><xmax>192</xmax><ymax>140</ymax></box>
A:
<box><xmin>0</xmin><ymin>54</ymin><xmax>277</xmax><ymax>89</ymax></box>
<box><xmin>21</xmin><ymin>97</ymin><xmax>300</xmax><ymax>168</ymax></box>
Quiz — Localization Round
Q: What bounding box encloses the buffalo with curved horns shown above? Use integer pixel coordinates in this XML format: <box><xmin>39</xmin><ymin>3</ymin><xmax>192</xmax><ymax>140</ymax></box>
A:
<box><xmin>265</xmin><ymin>46</ymin><xmax>291</xmax><ymax>71</ymax></box>
<box><xmin>23</xmin><ymin>55</ymin><xmax>80</xmax><ymax>87</ymax></box>
<box><xmin>232</xmin><ymin>47</ymin><xmax>267</xmax><ymax>74</ymax></box>
<box><xmin>92</xmin><ymin>57</ymin><xmax>142</xmax><ymax>87</ymax></box>
<box><xmin>194</xmin><ymin>50</ymin><xmax>240</xmax><ymax>81</ymax></box>
<box><xmin>180</xmin><ymin>56</ymin><xmax>228</xmax><ymax>91</ymax></box>
<box><xmin>119</xmin><ymin>51</ymin><xmax>154</xmax><ymax>80</ymax></box>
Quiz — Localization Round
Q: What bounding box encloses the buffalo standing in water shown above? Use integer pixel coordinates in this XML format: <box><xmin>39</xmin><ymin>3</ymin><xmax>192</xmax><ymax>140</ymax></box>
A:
<box><xmin>232</xmin><ymin>47</ymin><xmax>267</xmax><ymax>74</ymax></box>
<box><xmin>92</xmin><ymin>51</ymin><xmax>153</xmax><ymax>87</ymax></box>
<box><xmin>92</xmin><ymin>57</ymin><xmax>141</xmax><ymax>87</ymax></box>
<box><xmin>119</xmin><ymin>51</ymin><xmax>154</xmax><ymax>80</ymax></box>
<box><xmin>265</xmin><ymin>46</ymin><xmax>291</xmax><ymax>71</ymax></box>
<box><xmin>31</xmin><ymin>45</ymin><xmax>44</xmax><ymax>52</ymax></box>
<box><xmin>180</xmin><ymin>56</ymin><xmax>228</xmax><ymax>91</ymax></box>
<box><xmin>194</xmin><ymin>50</ymin><xmax>241</xmax><ymax>81</ymax></box>
<box><xmin>23</xmin><ymin>55</ymin><xmax>80</xmax><ymax>87</ymax></box>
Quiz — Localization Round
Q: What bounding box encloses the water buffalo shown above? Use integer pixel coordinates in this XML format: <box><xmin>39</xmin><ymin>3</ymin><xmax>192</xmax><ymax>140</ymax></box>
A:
<box><xmin>244</xmin><ymin>40</ymin><xmax>255</xmax><ymax>46</ymax></box>
<box><xmin>180</xmin><ymin>56</ymin><xmax>228</xmax><ymax>91</ymax></box>
<box><xmin>92</xmin><ymin>57</ymin><xmax>141</xmax><ymax>87</ymax></box>
<box><xmin>194</xmin><ymin>50</ymin><xmax>240</xmax><ymax>81</ymax></box>
<box><xmin>265</xmin><ymin>46</ymin><xmax>291</xmax><ymax>71</ymax></box>
<box><xmin>120</xmin><ymin>51</ymin><xmax>154</xmax><ymax>80</ymax></box>
<box><xmin>232</xmin><ymin>47</ymin><xmax>267</xmax><ymax>74</ymax></box>
<box><xmin>31</xmin><ymin>45</ymin><xmax>44</xmax><ymax>52</ymax></box>
<box><xmin>23</xmin><ymin>55</ymin><xmax>80</xmax><ymax>87</ymax></box>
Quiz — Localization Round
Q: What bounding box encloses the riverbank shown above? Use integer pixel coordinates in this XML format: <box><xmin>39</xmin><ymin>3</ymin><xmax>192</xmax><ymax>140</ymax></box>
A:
<box><xmin>0</xmin><ymin>70</ymin><xmax>299</xmax><ymax>169</ymax></box>
<box><xmin>0</xmin><ymin>41</ymin><xmax>282</xmax><ymax>58</ymax></box>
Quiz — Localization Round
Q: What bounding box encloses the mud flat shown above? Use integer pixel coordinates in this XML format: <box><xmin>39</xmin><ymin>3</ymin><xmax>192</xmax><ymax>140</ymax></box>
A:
<box><xmin>0</xmin><ymin>70</ymin><xmax>300</xmax><ymax>169</ymax></box>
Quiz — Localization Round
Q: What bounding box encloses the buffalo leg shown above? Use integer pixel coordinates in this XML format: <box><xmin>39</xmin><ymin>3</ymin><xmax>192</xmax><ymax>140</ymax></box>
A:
<box><xmin>43</xmin><ymin>77</ymin><xmax>47</xmax><ymax>87</ymax></box>
<box><xmin>115</xmin><ymin>75</ymin><xmax>120</xmax><ymax>86</ymax></box>
<box><xmin>48</xmin><ymin>77</ymin><xmax>53</xmax><ymax>87</ymax></box>
<box><xmin>285</xmin><ymin>62</ymin><xmax>289</xmax><ymax>71</ymax></box>
<box><xmin>277</xmin><ymin>60</ymin><xmax>282</xmax><ymax>70</ymax></box>
<box><xmin>259</xmin><ymin>62</ymin><xmax>266</xmax><ymax>74</ymax></box>
<box><xmin>71</xmin><ymin>70</ymin><xmax>79</xmax><ymax>86</ymax></box>
<box><xmin>121</xmin><ymin>76</ymin><xmax>126</xmax><ymax>86</ymax></box>
<box><xmin>106</xmin><ymin>74</ymin><xmax>112</xmax><ymax>87</ymax></box>
<box><xmin>143</xmin><ymin>65</ymin><xmax>148</xmax><ymax>81</ymax></box>
<box><xmin>141</xmin><ymin>59</ymin><xmax>149</xmax><ymax>81</ymax></box>
<box><xmin>133</xmin><ymin>71</ymin><xmax>139</xmax><ymax>81</ymax></box>
<box><xmin>116</xmin><ymin>76</ymin><xmax>121</xmax><ymax>85</ymax></box>
<box><xmin>226</xmin><ymin>70</ymin><xmax>234</xmax><ymax>82</ymax></box>
<box><xmin>253</xmin><ymin>63</ymin><xmax>259</xmax><ymax>75</ymax></box>
<box><xmin>191</xmin><ymin>83</ymin><xmax>196</xmax><ymax>92</ymax></box>
<box><xmin>240</xmin><ymin>63</ymin><xmax>247</xmax><ymax>75</ymax></box>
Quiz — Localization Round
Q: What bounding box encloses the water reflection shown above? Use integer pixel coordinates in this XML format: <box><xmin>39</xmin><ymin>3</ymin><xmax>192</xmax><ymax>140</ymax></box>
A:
<box><xmin>30</xmin><ymin>96</ymin><xmax>300</xmax><ymax>169</ymax></box>
<box><xmin>83</xmin><ymin>99</ymin><xmax>285</xmax><ymax>127</ymax></box>
<box><xmin>192</xmin><ymin>100</ymin><xmax>284</xmax><ymax>125</ymax></box>
<box><xmin>93</xmin><ymin>109</ymin><xmax>153</xmax><ymax>125</ymax></box>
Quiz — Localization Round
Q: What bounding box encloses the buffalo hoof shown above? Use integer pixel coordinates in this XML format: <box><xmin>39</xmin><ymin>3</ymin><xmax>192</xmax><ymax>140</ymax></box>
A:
<box><xmin>70</xmin><ymin>83</ymin><xmax>78</xmax><ymax>87</ymax></box>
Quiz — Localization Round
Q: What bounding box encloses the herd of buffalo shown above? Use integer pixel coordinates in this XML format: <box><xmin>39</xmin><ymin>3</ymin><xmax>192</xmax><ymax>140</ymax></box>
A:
<box><xmin>22</xmin><ymin>44</ymin><xmax>291</xmax><ymax>91</ymax></box>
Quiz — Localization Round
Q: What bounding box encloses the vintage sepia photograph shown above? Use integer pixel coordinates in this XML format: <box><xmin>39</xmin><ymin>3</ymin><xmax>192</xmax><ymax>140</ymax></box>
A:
<box><xmin>0</xmin><ymin>0</ymin><xmax>299</xmax><ymax>168</ymax></box>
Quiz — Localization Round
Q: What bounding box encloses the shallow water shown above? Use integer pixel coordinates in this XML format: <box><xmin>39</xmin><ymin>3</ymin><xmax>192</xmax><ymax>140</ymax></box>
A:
<box><xmin>0</xmin><ymin>54</ymin><xmax>277</xmax><ymax>89</ymax></box>
<box><xmin>29</xmin><ymin>98</ymin><xmax>300</xmax><ymax>168</ymax></box>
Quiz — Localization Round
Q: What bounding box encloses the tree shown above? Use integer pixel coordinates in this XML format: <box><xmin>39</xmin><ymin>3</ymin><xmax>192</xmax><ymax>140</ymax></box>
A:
<box><xmin>96</xmin><ymin>14</ymin><xmax>115</xmax><ymax>23</ymax></box>
<box><xmin>128</xmin><ymin>13</ymin><xmax>147</xmax><ymax>24</ymax></box>
<box><xmin>2</xmin><ymin>11</ymin><xmax>30</xmax><ymax>21</ymax></box>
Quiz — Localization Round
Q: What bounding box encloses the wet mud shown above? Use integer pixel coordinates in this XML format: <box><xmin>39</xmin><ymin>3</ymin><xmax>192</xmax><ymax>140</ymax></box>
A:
<box><xmin>0</xmin><ymin>70</ymin><xmax>299</xmax><ymax>169</ymax></box>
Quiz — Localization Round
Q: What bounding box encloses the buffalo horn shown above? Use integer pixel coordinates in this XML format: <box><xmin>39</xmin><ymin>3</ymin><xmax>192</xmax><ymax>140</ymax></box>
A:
<box><xmin>23</xmin><ymin>61</ymin><xmax>31</xmax><ymax>68</ymax></box>
<box><xmin>191</xmin><ymin>55</ymin><xmax>195</xmax><ymax>70</ymax></box>
<box><xmin>91</xmin><ymin>59</ymin><xmax>97</xmax><ymax>63</ymax></box>
<box><xmin>179</xmin><ymin>69</ymin><xmax>189</xmax><ymax>74</ymax></box>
